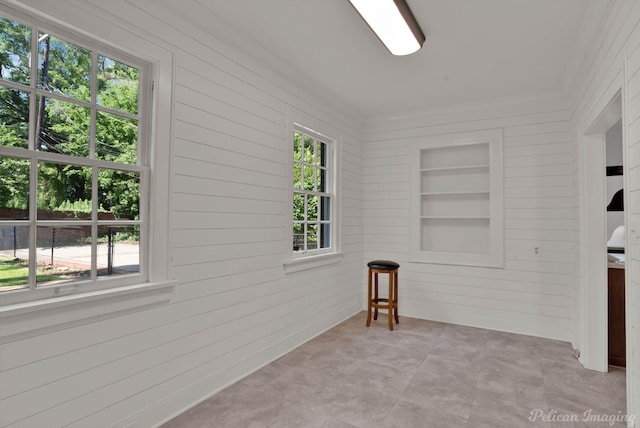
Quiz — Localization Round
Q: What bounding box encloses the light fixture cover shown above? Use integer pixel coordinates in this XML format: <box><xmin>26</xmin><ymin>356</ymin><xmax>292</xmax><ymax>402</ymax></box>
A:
<box><xmin>348</xmin><ymin>0</ymin><xmax>425</xmax><ymax>55</ymax></box>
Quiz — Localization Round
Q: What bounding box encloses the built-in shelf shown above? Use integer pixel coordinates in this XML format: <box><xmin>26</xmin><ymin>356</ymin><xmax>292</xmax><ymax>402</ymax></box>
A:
<box><xmin>411</xmin><ymin>130</ymin><xmax>503</xmax><ymax>268</ymax></box>
<box><xmin>419</xmin><ymin>164</ymin><xmax>489</xmax><ymax>173</ymax></box>
<box><xmin>420</xmin><ymin>216</ymin><xmax>490</xmax><ymax>219</ymax></box>
<box><xmin>420</xmin><ymin>191</ymin><xmax>490</xmax><ymax>196</ymax></box>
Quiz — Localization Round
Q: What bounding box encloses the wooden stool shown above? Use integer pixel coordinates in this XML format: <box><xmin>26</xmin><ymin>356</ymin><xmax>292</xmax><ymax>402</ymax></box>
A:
<box><xmin>366</xmin><ymin>260</ymin><xmax>399</xmax><ymax>330</ymax></box>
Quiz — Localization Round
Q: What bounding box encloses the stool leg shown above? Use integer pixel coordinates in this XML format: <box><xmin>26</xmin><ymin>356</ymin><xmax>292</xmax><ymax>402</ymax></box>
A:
<box><xmin>366</xmin><ymin>268</ymin><xmax>372</xmax><ymax>327</ymax></box>
<box><xmin>373</xmin><ymin>272</ymin><xmax>379</xmax><ymax>320</ymax></box>
<box><xmin>388</xmin><ymin>271</ymin><xmax>394</xmax><ymax>331</ymax></box>
<box><xmin>394</xmin><ymin>270</ymin><xmax>399</xmax><ymax>324</ymax></box>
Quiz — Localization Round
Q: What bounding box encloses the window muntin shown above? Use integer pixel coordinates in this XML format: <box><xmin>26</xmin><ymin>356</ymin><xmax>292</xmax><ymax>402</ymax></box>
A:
<box><xmin>292</xmin><ymin>126</ymin><xmax>333</xmax><ymax>255</ymax></box>
<box><xmin>0</xmin><ymin>14</ymin><xmax>147</xmax><ymax>297</ymax></box>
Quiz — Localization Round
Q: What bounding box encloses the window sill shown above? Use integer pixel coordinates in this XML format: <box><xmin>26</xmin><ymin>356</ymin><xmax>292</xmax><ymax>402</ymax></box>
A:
<box><xmin>284</xmin><ymin>252</ymin><xmax>343</xmax><ymax>274</ymax></box>
<box><xmin>0</xmin><ymin>281</ymin><xmax>176</xmax><ymax>344</ymax></box>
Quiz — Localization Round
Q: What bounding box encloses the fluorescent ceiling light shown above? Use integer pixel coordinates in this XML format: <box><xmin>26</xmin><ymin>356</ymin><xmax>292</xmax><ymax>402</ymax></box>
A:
<box><xmin>348</xmin><ymin>0</ymin><xmax>425</xmax><ymax>56</ymax></box>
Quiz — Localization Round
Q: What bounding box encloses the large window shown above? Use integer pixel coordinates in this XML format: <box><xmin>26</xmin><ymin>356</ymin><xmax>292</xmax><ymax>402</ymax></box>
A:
<box><xmin>0</xmin><ymin>13</ymin><xmax>149</xmax><ymax>300</ymax></box>
<box><xmin>292</xmin><ymin>125</ymin><xmax>334</xmax><ymax>256</ymax></box>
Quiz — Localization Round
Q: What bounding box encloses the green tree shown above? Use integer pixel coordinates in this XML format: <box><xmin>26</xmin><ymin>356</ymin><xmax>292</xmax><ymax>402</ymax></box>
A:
<box><xmin>0</xmin><ymin>18</ymin><xmax>31</xmax><ymax>216</ymax></box>
<box><xmin>0</xmin><ymin>16</ymin><xmax>30</xmax><ymax>85</ymax></box>
<box><xmin>0</xmin><ymin>17</ymin><xmax>30</xmax><ymax>149</ymax></box>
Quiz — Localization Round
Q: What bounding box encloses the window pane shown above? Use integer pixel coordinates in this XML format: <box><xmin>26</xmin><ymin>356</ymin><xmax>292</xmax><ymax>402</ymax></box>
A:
<box><xmin>318</xmin><ymin>141</ymin><xmax>327</xmax><ymax>167</ymax></box>
<box><xmin>98</xmin><ymin>169</ymin><xmax>140</xmax><ymax>220</ymax></box>
<box><xmin>303</xmin><ymin>164</ymin><xmax>314</xmax><ymax>191</ymax></box>
<box><xmin>97</xmin><ymin>225</ymin><xmax>139</xmax><ymax>277</ymax></box>
<box><xmin>0</xmin><ymin>156</ymin><xmax>29</xmax><ymax>219</ymax></box>
<box><xmin>96</xmin><ymin>111</ymin><xmax>137</xmax><ymax>164</ymax></box>
<box><xmin>36</xmin><ymin>225</ymin><xmax>91</xmax><ymax>287</ymax></box>
<box><xmin>307</xmin><ymin>195</ymin><xmax>318</xmax><ymax>221</ymax></box>
<box><xmin>307</xmin><ymin>223</ymin><xmax>318</xmax><ymax>250</ymax></box>
<box><xmin>293</xmin><ymin>131</ymin><xmax>302</xmax><ymax>161</ymax></box>
<box><xmin>36</xmin><ymin>96</ymin><xmax>89</xmax><ymax>157</ymax></box>
<box><xmin>293</xmin><ymin>193</ymin><xmax>304</xmax><ymax>221</ymax></box>
<box><xmin>317</xmin><ymin>167</ymin><xmax>326</xmax><ymax>192</ymax></box>
<box><xmin>0</xmin><ymin>17</ymin><xmax>31</xmax><ymax>85</ymax></box>
<box><xmin>98</xmin><ymin>55</ymin><xmax>139</xmax><ymax>115</ymax></box>
<box><xmin>38</xmin><ymin>34</ymin><xmax>91</xmax><ymax>102</ymax></box>
<box><xmin>293</xmin><ymin>161</ymin><xmax>301</xmax><ymax>189</ymax></box>
<box><xmin>303</xmin><ymin>135</ymin><xmax>314</xmax><ymax>163</ymax></box>
<box><xmin>0</xmin><ymin>225</ymin><xmax>29</xmax><ymax>291</ymax></box>
<box><xmin>38</xmin><ymin>162</ymin><xmax>92</xmax><ymax>220</ymax></box>
<box><xmin>292</xmin><ymin>127</ymin><xmax>332</xmax><ymax>256</ymax></box>
<box><xmin>0</xmin><ymin>86</ymin><xmax>29</xmax><ymax>148</ymax></box>
<box><xmin>293</xmin><ymin>223</ymin><xmax>304</xmax><ymax>252</ymax></box>
<box><xmin>320</xmin><ymin>196</ymin><xmax>330</xmax><ymax>221</ymax></box>
<box><xmin>320</xmin><ymin>223</ymin><xmax>330</xmax><ymax>249</ymax></box>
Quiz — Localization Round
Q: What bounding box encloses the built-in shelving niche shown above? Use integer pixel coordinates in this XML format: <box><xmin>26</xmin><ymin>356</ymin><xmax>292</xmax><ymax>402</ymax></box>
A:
<box><xmin>410</xmin><ymin>130</ymin><xmax>504</xmax><ymax>268</ymax></box>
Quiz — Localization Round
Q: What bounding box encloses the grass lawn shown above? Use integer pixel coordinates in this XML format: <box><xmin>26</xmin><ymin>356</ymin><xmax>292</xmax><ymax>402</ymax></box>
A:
<box><xmin>0</xmin><ymin>257</ymin><xmax>59</xmax><ymax>287</ymax></box>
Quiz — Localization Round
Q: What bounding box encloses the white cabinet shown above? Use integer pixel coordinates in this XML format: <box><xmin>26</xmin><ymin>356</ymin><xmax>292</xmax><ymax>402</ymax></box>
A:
<box><xmin>410</xmin><ymin>130</ymin><xmax>503</xmax><ymax>267</ymax></box>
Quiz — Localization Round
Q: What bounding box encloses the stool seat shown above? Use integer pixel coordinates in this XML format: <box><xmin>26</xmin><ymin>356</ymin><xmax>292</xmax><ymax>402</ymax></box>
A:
<box><xmin>366</xmin><ymin>260</ymin><xmax>399</xmax><ymax>330</ymax></box>
<box><xmin>367</xmin><ymin>260</ymin><xmax>400</xmax><ymax>270</ymax></box>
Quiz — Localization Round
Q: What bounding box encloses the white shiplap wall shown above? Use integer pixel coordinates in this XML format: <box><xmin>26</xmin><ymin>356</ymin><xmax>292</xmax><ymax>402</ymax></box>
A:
<box><xmin>362</xmin><ymin>96</ymin><xmax>574</xmax><ymax>340</ymax></box>
<box><xmin>568</xmin><ymin>0</ymin><xmax>640</xmax><ymax>418</ymax></box>
<box><xmin>0</xmin><ymin>0</ymin><xmax>364</xmax><ymax>427</ymax></box>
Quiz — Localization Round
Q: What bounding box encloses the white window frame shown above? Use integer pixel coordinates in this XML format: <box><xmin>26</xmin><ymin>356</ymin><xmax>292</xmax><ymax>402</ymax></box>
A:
<box><xmin>284</xmin><ymin>110</ymin><xmax>342</xmax><ymax>274</ymax></box>
<box><xmin>0</xmin><ymin>2</ymin><xmax>174</xmax><ymax>340</ymax></box>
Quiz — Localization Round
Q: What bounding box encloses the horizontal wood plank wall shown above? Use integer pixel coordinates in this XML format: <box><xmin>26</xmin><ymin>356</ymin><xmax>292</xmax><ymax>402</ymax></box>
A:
<box><xmin>0</xmin><ymin>0</ymin><xmax>364</xmax><ymax>427</ymax></box>
<box><xmin>362</xmin><ymin>96</ymin><xmax>573</xmax><ymax>341</ymax></box>
<box><xmin>568</xmin><ymin>0</ymin><xmax>640</xmax><ymax>417</ymax></box>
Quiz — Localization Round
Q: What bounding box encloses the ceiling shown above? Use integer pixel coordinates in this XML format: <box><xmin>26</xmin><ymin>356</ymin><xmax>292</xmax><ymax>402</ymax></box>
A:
<box><xmin>195</xmin><ymin>0</ymin><xmax>608</xmax><ymax>118</ymax></box>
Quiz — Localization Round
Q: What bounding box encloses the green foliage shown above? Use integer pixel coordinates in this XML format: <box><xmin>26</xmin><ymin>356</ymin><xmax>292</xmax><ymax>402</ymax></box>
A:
<box><xmin>98</xmin><ymin>55</ymin><xmax>139</xmax><ymax>115</ymax></box>
<box><xmin>39</xmin><ymin>34</ymin><xmax>91</xmax><ymax>101</ymax></box>
<box><xmin>36</xmin><ymin>163</ymin><xmax>92</xmax><ymax>216</ymax></box>
<box><xmin>0</xmin><ymin>157</ymin><xmax>28</xmax><ymax>210</ymax></box>
<box><xmin>114</xmin><ymin>227</ymin><xmax>139</xmax><ymax>243</ymax></box>
<box><xmin>0</xmin><ymin>16</ymin><xmax>30</xmax><ymax>85</ymax></box>
<box><xmin>40</xmin><ymin>97</ymin><xmax>90</xmax><ymax>156</ymax></box>
<box><xmin>96</xmin><ymin>111</ymin><xmax>137</xmax><ymax>163</ymax></box>
<box><xmin>98</xmin><ymin>169</ymin><xmax>139</xmax><ymax>220</ymax></box>
<box><xmin>53</xmin><ymin>198</ymin><xmax>108</xmax><ymax>214</ymax></box>
<box><xmin>0</xmin><ymin>88</ymin><xmax>29</xmax><ymax>148</ymax></box>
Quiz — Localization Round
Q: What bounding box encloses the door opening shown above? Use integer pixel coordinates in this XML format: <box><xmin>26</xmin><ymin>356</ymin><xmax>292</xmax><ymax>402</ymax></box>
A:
<box><xmin>580</xmin><ymin>91</ymin><xmax>622</xmax><ymax>374</ymax></box>
<box><xmin>605</xmin><ymin>119</ymin><xmax>625</xmax><ymax>368</ymax></box>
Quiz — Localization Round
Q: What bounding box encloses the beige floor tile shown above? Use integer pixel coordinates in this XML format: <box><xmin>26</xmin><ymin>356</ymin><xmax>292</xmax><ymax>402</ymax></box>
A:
<box><xmin>162</xmin><ymin>311</ymin><xmax>627</xmax><ymax>428</ymax></box>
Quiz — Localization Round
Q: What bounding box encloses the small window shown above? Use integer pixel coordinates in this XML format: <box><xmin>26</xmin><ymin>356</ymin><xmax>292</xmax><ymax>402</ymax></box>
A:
<box><xmin>291</xmin><ymin>125</ymin><xmax>335</xmax><ymax>257</ymax></box>
<box><xmin>0</xmin><ymin>13</ymin><xmax>149</xmax><ymax>300</ymax></box>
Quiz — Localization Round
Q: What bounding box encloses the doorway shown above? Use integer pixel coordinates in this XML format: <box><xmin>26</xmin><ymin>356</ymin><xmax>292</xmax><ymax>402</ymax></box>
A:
<box><xmin>580</xmin><ymin>91</ymin><xmax>623</xmax><ymax>373</ymax></box>
<box><xmin>605</xmin><ymin>119</ymin><xmax>625</xmax><ymax>368</ymax></box>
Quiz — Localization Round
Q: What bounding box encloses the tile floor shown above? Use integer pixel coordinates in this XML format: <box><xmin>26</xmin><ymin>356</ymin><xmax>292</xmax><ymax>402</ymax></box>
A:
<box><xmin>162</xmin><ymin>312</ymin><xmax>628</xmax><ymax>428</ymax></box>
